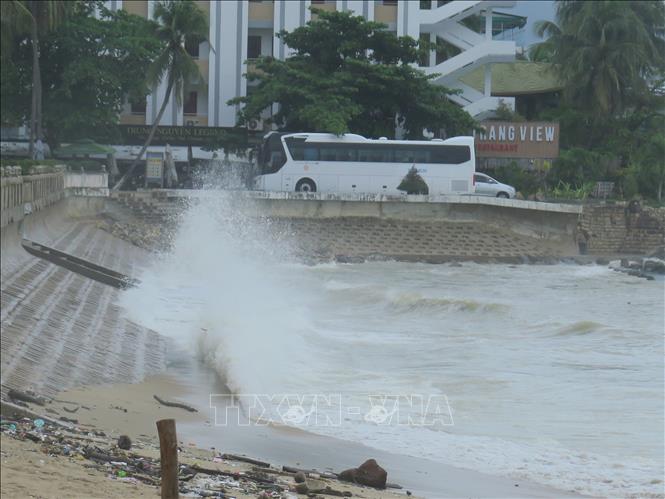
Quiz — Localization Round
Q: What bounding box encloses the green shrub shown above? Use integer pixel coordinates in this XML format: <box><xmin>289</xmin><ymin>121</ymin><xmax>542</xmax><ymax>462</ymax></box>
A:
<box><xmin>397</xmin><ymin>166</ymin><xmax>429</xmax><ymax>195</ymax></box>
<box><xmin>492</xmin><ymin>161</ymin><xmax>543</xmax><ymax>196</ymax></box>
<box><xmin>546</xmin><ymin>148</ymin><xmax>616</xmax><ymax>188</ymax></box>
<box><xmin>547</xmin><ymin>180</ymin><xmax>595</xmax><ymax>200</ymax></box>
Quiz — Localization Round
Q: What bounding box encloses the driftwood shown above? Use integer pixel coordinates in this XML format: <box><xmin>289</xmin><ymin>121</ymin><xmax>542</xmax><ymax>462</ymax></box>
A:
<box><xmin>84</xmin><ymin>449</ymin><xmax>117</xmax><ymax>462</ymax></box>
<box><xmin>252</xmin><ymin>466</ymin><xmax>292</xmax><ymax>477</ymax></box>
<box><xmin>190</xmin><ymin>463</ymin><xmax>239</xmax><ymax>479</ymax></box>
<box><xmin>8</xmin><ymin>389</ymin><xmax>47</xmax><ymax>406</ymax></box>
<box><xmin>283</xmin><ymin>465</ymin><xmax>338</xmax><ymax>479</ymax></box>
<box><xmin>221</xmin><ymin>453</ymin><xmax>270</xmax><ymax>468</ymax></box>
<box><xmin>153</xmin><ymin>395</ymin><xmax>198</xmax><ymax>413</ymax></box>
<box><xmin>62</xmin><ymin>405</ymin><xmax>79</xmax><ymax>413</ymax></box>
<box><xmin>59</xmin><ymin>416</ymin><xmax>78</xmax><ymax>424</ymax></box>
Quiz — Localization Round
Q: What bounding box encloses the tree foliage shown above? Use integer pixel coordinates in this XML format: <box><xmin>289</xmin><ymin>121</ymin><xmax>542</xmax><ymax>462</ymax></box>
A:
<box><xmin>231</xmin><ymin>9</ymin><xmax>475</xmax><ymax>139</ymax></box>
<box><xmin>112</xmin><ymin>0</ymin><xmax>209</xmax><ymax>190</ymax></box>
<box><xmin>529</xmin><ymin>0</ymin><xmax>665</xmax><ymax>201</ymax></box>
<box><xmin>1</xmin><ymin>0</ymin><xmax>74</xmax><ymax>154</ymax></box>
<box><xmin>1</xmin><ymin>1</ymin><xmax>161</xmax><ymax>146</ymax></box>
<box><xmin>531</xmin><ymin>1</ymin><xmax>665</xmax><ymax>116</ymax></box>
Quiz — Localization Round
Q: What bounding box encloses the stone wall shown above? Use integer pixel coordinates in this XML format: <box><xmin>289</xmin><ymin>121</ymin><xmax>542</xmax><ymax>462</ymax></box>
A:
<box><xmin>1</xmin><ymin>166</ymin><xmax>66</xmax><ymax>228</ymax></box>
<box><xmin>579</xmin><ymin>204</ymin><xmax>665</xmax><ymax>255</ymax></box>
<box><xmin>109</xmin><ymin>190</ymin><xmax>664</xmax><ymax>258</ymax></box>
<box><xmin>111</xmin><ymin>190</ymin><xmax>583</xmax><ymax>259</ymax></box>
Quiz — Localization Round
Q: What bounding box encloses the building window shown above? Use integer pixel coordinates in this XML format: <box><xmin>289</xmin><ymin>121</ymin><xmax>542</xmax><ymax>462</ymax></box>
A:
<box><xmin>184</xmin><ymin>91</ymin><xmax>197</xmax><ymax>115</ymax></box>
<box><xmin>382</xmin><ymin>0</ymin><xmax>398</xmax><ymax>5</ymax></box>
<box><xmin>311</xmin><ymin>0</ymin><xmax>327</xmax><ymax>4</ymax></box>
<box><xmin>130</xmin><ymin>99</ymin><xmax>146</xmax><ymax>115</ymax></box>
<box><xmin>248</xmin><ymin>35</ymin><xmax>262</xmax><ymax>59</ymax></box>
<box><xmin>185</xmin><ymin>38</ymin><xmax>200</xmax><ymax>58</ymax></box>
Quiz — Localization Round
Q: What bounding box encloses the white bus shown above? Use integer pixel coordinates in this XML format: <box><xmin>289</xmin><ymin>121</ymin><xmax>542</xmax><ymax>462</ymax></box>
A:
<box><xmin>254</xmin><ymin>132</ymin><xmax>476</xmax><ymax>195</ymax></box>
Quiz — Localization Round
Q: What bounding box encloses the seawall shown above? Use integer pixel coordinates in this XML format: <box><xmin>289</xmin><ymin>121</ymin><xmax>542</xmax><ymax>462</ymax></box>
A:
<box><xmin>1</xmin><ymin>195</ymin><xmax>166</xmax><ymax>399</ymax></box>
<box><xmin>112</xmin><ymin>190</ymin><xmax>587</xmax><ymax>261</ymax></box>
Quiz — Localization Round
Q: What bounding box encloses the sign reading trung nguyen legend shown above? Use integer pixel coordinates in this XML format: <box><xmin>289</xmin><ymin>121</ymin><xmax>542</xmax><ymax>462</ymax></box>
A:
<box><xmin>474</xmin><ymin>121</ymin><xmax>560</xmax><ymax>159</ymax></box>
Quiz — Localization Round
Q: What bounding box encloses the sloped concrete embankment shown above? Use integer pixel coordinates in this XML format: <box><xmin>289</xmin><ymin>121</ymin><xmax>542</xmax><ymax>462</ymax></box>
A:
<box><xmin>0</xmin><ymin>197</ymin><xmax>166</xmax><ymax>399</ymax></box>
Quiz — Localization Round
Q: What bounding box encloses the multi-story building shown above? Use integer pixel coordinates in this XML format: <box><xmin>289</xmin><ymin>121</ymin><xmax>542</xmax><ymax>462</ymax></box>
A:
<box><xmin>111</xmin><ymin>0</ymin><xmax>517</xmax><ymax>131</ymax></box>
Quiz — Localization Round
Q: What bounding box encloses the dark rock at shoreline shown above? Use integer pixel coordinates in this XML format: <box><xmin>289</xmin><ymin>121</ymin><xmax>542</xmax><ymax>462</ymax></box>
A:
<box><xmin>595</xmin><ymin>258</ymin><xmax>610</xmax><ymax>265</ymax></box>
<box><xmin>294</xmin><ymin>471</ymin><xmax>306</xmax><ymax>483</ymax></box>
<box><xmin>339</xmin><ymin>459</ymin><xmax>387</xmax><ymax>489</ymax></box>
<box><xmin>335</xmin><ymin>255</ymin><xmax>366</xmax><ymax>264</ymax></box>
<box><xmin>117</xmin><ymin>435</ymin><xmax>132</xmax><ymax>450</ymax></box>
<box><xmin>643</xmin><ymin>259</ymin><xmax>665</xmax><ymax>274</ymax></box>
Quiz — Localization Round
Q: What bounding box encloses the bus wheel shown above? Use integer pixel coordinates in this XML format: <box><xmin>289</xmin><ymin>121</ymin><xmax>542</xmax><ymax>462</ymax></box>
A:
<box><xmin>296</xmin><ymin>178</ymin><xmax>317</xmax><ymax>193</ymax></box>
<box><xmin>496</xmin><ymin>192</ymin><xmax>509</xmax><ymax>198</ymax></box>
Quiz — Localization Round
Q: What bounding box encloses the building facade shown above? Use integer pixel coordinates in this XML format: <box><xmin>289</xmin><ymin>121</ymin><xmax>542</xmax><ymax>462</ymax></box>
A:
<box><xmin>110</xmin><ymin>0</ymin><xmax>517</xmax><ymax>131</ymax></box>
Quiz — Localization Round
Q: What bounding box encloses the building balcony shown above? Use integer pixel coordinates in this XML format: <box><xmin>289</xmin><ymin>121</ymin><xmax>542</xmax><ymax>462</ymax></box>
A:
<box><xmin>249</xmin><ymin>0</ymin><xmax>274</xmax><ymax>22</ymax></box>
<box><xmin>123</xmin><ymin>0</ymin><xmax>148</xmax><ymax>18</ymax></box>
<box><xmin>375</xmin><ymin>3</ymin><xmax>397</xmax><ymax>23</ymax></box>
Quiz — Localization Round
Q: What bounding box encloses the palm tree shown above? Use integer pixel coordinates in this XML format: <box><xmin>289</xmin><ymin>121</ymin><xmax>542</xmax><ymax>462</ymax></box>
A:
<box><xmin>1</xmin><ymin>1</ymin><xmax>71</xmax><ymax>156</ymax></box>
<box><xmin>113</xmin><ymin>0</ymin><xmax>208</xmax><ymax>190</ymax></box>
<box><xmin>532</xmin><ymin>1</ymin><xmax>665</xmax><ymax>116</ymax></box>
<box><xmin>528</xmin><ymin>20</ymin><xmax>560</xmax><ymax>63</ymax></box>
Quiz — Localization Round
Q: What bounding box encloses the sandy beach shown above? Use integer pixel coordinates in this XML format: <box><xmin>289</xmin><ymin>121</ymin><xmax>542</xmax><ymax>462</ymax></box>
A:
<box><xmin>1</xmin><ymin>377</ymin><xmax>411</xmax><ymax>499</ymax></box>
<box><xmin>1</xmin><ymin>371</ymin><xmax>580</xmax><ymax>499</ymax></box>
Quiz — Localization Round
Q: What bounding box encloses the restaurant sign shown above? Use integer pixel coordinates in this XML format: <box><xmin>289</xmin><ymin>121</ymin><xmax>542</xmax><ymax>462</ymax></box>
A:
<box><xmin>474</xmin><ymin>121</ymin><xmax>560</xmax><ymax>158</ymax></box>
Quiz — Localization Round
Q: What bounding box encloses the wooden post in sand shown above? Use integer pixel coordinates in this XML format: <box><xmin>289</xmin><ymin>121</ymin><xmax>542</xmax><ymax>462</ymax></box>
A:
<box><xmin>156</xmin><ymin>418</ymin><xmax>179</xmax><ymax>498</ymax></box>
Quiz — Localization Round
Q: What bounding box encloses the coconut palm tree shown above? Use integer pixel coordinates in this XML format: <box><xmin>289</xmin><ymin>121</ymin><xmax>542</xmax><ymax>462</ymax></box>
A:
<box><xmin>528</xmin><ymin>20</ymin><xmax>561</xmax><ymax>63</ymax></box>
<box><xmin>532</xmin><ymin>1</ymin><xmax>665</xmax><ymax>116</ymax></box>
<box><xmin>1</xmin><ymin>1</ymin><xmax>71</xmax><ymax>156</ymax></box>
<box><xmin>113</xmin><ymin>0</ymin><xmax>208</xmax><ymax>190</ymax></box>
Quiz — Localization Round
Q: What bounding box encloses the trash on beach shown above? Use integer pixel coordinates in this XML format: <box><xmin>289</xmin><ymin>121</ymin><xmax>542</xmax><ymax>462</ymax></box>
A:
<box><xmin>33</xmin><ymin>419</ymin><xmax>45</xmax><ymax>428</ymax></box>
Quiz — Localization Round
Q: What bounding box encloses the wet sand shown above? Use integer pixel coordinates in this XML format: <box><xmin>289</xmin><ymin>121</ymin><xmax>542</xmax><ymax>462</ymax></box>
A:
<box><xmin>42</xmin><ymin>368</ymin><xmax>579</xmax><ymax>499</ymax></box>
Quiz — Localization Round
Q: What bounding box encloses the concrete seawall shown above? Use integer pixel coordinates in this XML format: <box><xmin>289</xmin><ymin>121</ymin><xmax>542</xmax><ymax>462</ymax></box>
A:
<box><xmin>114</xmin><ymin>190</ymin><xmax>583</xmax><ymax>260</ymax></box>
<box><xmin>1</xmin><ymin>197</ymin><xmax>166</xmax><ymax>399</ymax></box>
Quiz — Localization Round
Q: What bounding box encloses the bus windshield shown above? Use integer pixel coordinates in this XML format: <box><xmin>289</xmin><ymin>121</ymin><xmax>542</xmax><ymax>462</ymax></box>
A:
<box><xmin>258</xmin><ymin>132</ymin><xmax>287</xmax><ymax>175</ymax></box>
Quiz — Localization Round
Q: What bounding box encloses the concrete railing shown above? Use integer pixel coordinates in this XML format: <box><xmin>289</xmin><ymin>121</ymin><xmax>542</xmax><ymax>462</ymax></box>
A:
<box><xmin>1</xmin><ymin>167</ymin><xmax>66</xmax><ymax>228</ymax></box>
<box><xmin>65</xmin><ymin>171</ymin><xmax>109</xmax><ymax>197</ymax></box>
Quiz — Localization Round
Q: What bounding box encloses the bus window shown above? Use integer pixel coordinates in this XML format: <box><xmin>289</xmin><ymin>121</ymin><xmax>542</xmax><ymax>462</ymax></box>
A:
<box><xmin>358</xmin><ymin>146</ymin><xmax>392</xmax><ymax>162</ymax></box>
<box><xmin>285</xmin><ymin>137</ymin><xmax>306</xmax><ymax>160</ymax></box>
<box><xmin>319</xmin><ymin>147</ymin><xmax>338</xmax><ymax>162</ymax></box>
<box><xmin>431</xmin><ymin>145</ymin><xmax>470</xmax><ymax>164</ymax></box>
<box><xmin>393</xmin><ymin>148</ymin><xmax>413</xmax><ymax>163</ymax></box>
<box><xmin>336</xmin><ymin>148</ymin><xmax>356</xmax><ymax>162</ymax></box>
<box><xmin>304</xmin><ymin>146</ymin><xmax>318</xmax><ymax>161</ymax></box>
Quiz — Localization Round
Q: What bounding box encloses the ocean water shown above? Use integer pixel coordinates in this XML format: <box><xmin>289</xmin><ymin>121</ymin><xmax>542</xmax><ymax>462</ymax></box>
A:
<box><xmin>119</xmin><ymin>193</ymin><xmax>664</xmax><ymax>497</ymax></box>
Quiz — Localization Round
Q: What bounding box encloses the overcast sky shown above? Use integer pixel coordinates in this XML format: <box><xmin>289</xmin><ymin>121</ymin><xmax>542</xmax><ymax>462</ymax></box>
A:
<box><xmin>499</xmin><ymin>0</ymin><xmax>558</xmax><ymax>48</ymax></box>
